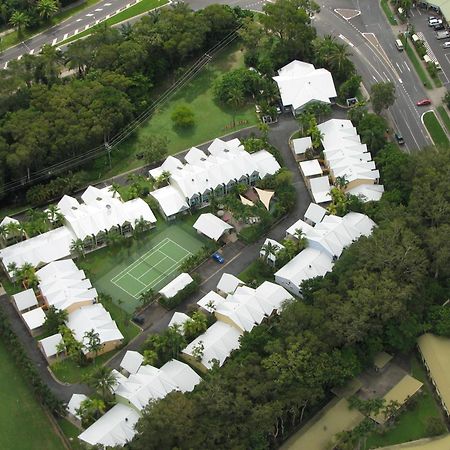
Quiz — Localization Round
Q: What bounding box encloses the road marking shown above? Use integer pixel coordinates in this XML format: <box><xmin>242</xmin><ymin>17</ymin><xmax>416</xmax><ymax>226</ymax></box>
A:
<box><xmin>17</xmin><ymin>55</ymin><xmax>22</xmax><ymax>60</ymax></box>
<box><xmin>85</xmin><ymin>24</ymin><xmax>90</xmax><ymax>30</ymax></box>
<box><xmin>86</xmin><ymin>13</ymin><xmax>94</xmax><ymax>17</ymax></box>
<box><xmin>338</xmin><ymin>34</ymin><xmax>354</xmax><ymax>47</ymax></box>
<box><xmin>116</xmin><ymin>9</ymin><xmax>121</xmax><ymax>14</ymax></box>
<box><xmin>105</xmin><ymin>2</ymin><xmax>112</xmax><ymax>5</ymax></box>
<box><xmin>383</xmin><ymin>71</ymin><xmax>390</xmax><ymax>80</ymax></box>
<box><xmin>4</xmin><ymin>62</ymin><xmax>8</xmax><ymax>69</ymax></box>
<box><xmin>398</xmin><ymin>78</ymin><xmax>403</xmax><ymax>83</ymax></box>
<box><xmin>29</xmin><ymin>49</ymin><xmax>34</xmax><ymax>55</ymax></box>
<box><xmin>63</xmin><ymin>33</ymin><xmax>68</xmax><ymax>40</ymax></box>
<box><xmin>95</xmin><ymin>8</ymin><xmax>103</xmax><ymax>11</ymax></box>
<box><xmin>396</xmin><ymin>62</ymin><xmax>403</xmax><ymax>73</ymax></box>
<box><xmin>52</xmin><ymin>38</ymin><xmax>57</xmax><ymax>45</ymax></box>
<box><xmin>404</xmin><ymin>61</ymin><xmax>411</xmax><ymax>72</ymax></box>
<box><xmin>76</xmin><ymin>18</ymin><xmax>82</xmax><ymax>22</ymax></box>
<box><xmin>106</xmin><ymin>14</ymin><xmax>110</xmax><ymax>19</ymax></box>
<box><xmin>126</xmin><ymin>3</ymin><xmax>131</xmax><ymax>7</ymax></box>
<box><xmin>74</xmin><ymin>28</ymin><xmax>78</xmax><ymax>34</ymax></box>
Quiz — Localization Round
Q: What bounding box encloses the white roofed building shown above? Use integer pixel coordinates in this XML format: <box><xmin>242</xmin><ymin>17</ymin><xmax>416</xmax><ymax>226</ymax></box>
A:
<box><xmin>21</xmin><ymin>307</ymin><xmax>46</xmax><ymax>335</ymax></box>
<box><xmin>12</xmin><ymin>289</ymin><xmax>38</xmax><ymax>313</ymax></box>
<box><xmin>149</xmin><ymin>138</ymin><xmax>280</xmax><ymax>217</ymax></box>
<box><xmin>168</xmin><ymin>312</ymin><xmax>191</xmax><ymax>330</ymax></box>
<box><xmin>273</xmin><ymin>60</ymin><xmax>337</xmax><ymax>116</ymax></box>
<box><xmin>304</xmin><ymin>203</ymin><xmax>327</xmax><ymax>225</ymax></box>
<box><xmin>120</xmin><ymin>351</ymin><xmax>144</xmax><ymax>375</ymax></box>
<box><xmin>66</xmin><ymin>304</ymin><xmax>124</xmax><ymax>358</ymax></box>
<box><xmin>0</xmin><ymin>216</ymin><xmax>23</xmax><ymax>247</ymax></box>
<box><xmin>291</xmin><ymin>136</ymin><xmax>312</xmax><ymax>161</ymax></box>
<box><xmin>193</xmin><ymin>213</ymin><xmax>233</xmax><ymax>241</ymax></box>
<box><xmin>197</xmin><ymin>290</ymin><xmax>224</xmax><ymax>313</ymax></box>
<box><xmin>39</xmin><ymin>333</ymin><xmax>64</xmax><ymax>362</ymax></box>
<box><xmin>67</xmin><ymin>393</ymin><xmax>88</xmax><ymax>425</ymax></box>
<box><xmin>310</xmin><ymin>176</ymin><xmax>332</xmax><ymax>204</ymax></box>
<box><xmin>159</xmin><ymin>273</ymin><xmax>193</xmax><ymax>299</ymax></box>
<box><xmin>318</xmin><ymin>119</ymin><xmax>384</xmax><ymax>199</ymax></box>
<box><xmin>217</xmin><ymin>273</ymin><xmax>245</xmax><ymax>296</ymax></box>
<box><xmin>260</xmin><ymin>238</ymin><xmax>285</xmax><ymax>266</ymax></box>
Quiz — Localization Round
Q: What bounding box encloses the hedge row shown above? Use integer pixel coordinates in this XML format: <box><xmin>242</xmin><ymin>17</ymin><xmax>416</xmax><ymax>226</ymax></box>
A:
<box><xmin>0</xmin><ymin>307</ymin><xmax>65</xmax><ymax>415</ymax></box>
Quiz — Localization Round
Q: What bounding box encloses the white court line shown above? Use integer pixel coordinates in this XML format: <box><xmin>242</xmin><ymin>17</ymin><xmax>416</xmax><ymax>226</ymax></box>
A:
<box><xmin>112</xmin><ymin>277</ymin><xmax>143</xmax><ymax>298</ymax></box>
<box><xmin>111</xmin><ymin>238</ymin><xmax>170</xmax><ymax>283</ymax></box>
<box><xmin>137</xmin><ymin>255</ymin><xmax>170</xmax><ymax>281</ymax></box>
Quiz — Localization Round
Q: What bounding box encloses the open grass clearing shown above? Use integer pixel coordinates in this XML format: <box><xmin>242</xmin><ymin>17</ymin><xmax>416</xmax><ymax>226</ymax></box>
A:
<box><xmin>437</xmin><ymin>105</ymin><xmax>450</xmax><ymax>133</ymax></box>
<box><xmin>83</xmin><ymin>43</ymin><xmax>258</xmax><ymax>181</ymax></box>
<box><xmin>60</xmin><ymin>0</ymin><xmax>167</xmax><ymax>45</ymax></box>
<box><xmin>57</xmin><ymin>418</ymin><xmax>84</xmax><ymax>450</ymax></box>
<box><xmin>365</xmin><ymin>356</ymin><xmax>446</xmax><ymax>449</ymax></box>
<box><xmin>0</xmin><ymin>340</ymin><xmax>64</xmax><ymax>450</ymax></box>
<box><xmin>423</xmin><ymin>110</ymin><xmax>449</xmax><ymax>147</ymax></box>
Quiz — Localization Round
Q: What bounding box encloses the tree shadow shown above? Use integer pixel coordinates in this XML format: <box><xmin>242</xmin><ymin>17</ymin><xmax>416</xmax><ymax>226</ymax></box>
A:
<box><xmin>172</xmin><ymin>124</ymin><xmax>197</xmax><ymax>139</ymax></box>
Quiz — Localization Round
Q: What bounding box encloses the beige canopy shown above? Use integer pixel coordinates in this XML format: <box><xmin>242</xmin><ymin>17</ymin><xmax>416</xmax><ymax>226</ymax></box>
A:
<box><xmin>239</xmin><ymin>195</ymin><xmax>255</xmax><ymax>207</ymax></box>
<box><xmin>255</xmin><ymin>188</ymin><xmax>275</xmax><ymax>211</ymax></box>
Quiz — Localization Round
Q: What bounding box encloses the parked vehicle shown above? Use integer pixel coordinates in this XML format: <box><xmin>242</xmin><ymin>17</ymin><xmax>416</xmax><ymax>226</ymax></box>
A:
<box><xmin>443</xmin><ymin>41</ymin><xmax>450</xmax><ymax>48</ymax></box>
<box><xmin>395</xmin><ymin>132</ymin><xmax>405</xmax><ymax>145</ymax></box>
<box><xmin>395</xmin><ymin>39</ymin><xmax>404</xmax><ymax>51</ymax></box>
<box><xmin>212</xmin><ymin>252</ymin><xmax>225</xmax><ymax>264</ymax></box>
<box><xmin>429</xmin><ymin>18</ymin><xmax>442</xmax><ymax>26</ymax></box>
<box><xmin>434</xmin><ymin>23</ymin><xmax>445</xmax><ymax>31</ymax></box>
<box><xmin>132</xmin><ymin>315</ymin><xmax>145</xmax><ymax>325</ymax></box>
<box><xmin>436</xmin><ymin>30</ymin><xmax>450</xmax><ymax>40</ymax></box>
<box><xmin>416</xmin><ymin>98</ymin><xmax>432</xmax><ymax>106</ymax></box>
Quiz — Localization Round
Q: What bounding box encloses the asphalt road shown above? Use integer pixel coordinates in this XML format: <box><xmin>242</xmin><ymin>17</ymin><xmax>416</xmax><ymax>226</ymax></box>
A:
<box><xmin>314</xmin><ymin>0</ymin><xmax>432</xmax><ymax>153</ymax></box>
<box><xmin>0</xmin><ymin>0</ymin><xmax>151</xmax><ymax>69</ymax></box>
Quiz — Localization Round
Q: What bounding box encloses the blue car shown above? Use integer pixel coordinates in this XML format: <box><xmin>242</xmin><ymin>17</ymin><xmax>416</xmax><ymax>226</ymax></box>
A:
<box><xmin>212</xmin><ymin>252</ymin><xmax>225</xmax><ymax>264</ymax></box>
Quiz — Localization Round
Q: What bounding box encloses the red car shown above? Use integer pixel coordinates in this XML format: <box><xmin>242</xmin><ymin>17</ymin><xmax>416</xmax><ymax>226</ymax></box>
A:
<box><xmin>416</xmin><ymin>98</ymin><xmax>432</xmax><ymax>106</ymax></box>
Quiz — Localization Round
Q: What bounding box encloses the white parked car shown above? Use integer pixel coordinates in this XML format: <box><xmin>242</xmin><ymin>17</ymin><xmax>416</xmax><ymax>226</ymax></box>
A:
<box><xmin>443</xmin><ymin>41</ymin><xmax>450</xmax><ymax>48</ymax></box>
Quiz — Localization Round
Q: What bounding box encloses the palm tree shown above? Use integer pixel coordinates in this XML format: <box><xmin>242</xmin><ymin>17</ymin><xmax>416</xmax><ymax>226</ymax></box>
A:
<box><xmin>9</xmin><ymin>11</ymin><xmax>30</xmax><ymax>35</ymax></box>
<box><xmin>46</xmin><ymin>204</ymin><xmax>62</xmax><ymax>227</ymax></box>
<box><xmin>109</xmin><ymin>183</ymin><xmax>121</xmax><ymax>199</ymax></box>
<box><xmin>76</xmin><ymin>398</ymin><xmax>106</xmax><ymax>426</ymax></box>
<box><xmin>70</xmin><ymin>238</ymin><xmax>85</xmax><ymax>258</ymax></box>
<box><xmin>38</xmin><ymin>44</ymin><xmax>64</xmax><ymax>85</ymax></box>
<box><xmin>37</xmin><ymin>0</ymin><xmax>60</xmax><ymax>21</ymax></box>
<box><xmin>155</xmin><ymin>171</ymin><xmax>171</xmax><ymax>188</ymax></box>
<box><xmin>83</xmin><ymin>329</ymin><xmax>102</xmax><ymax>362</ymax></box>
<box><xmin>261</xmin><ymin>240</ymin><xmax>278</xmax><ymax>264</ymax></box>
<box><xmin>134</xmin><ymin>217</ymin><xmax>149</xmax><ymax>236</ymax></box>
<box><xmin>294</xmin><ymin>229</ymin><xmax>307</xmax><ymax>252</ymax></box>
<box><xmin>5</xmin><ymin>222</ymin><xmax>23</xmax><ymax>243</ymax></box>
<box><xmin>329</xmin><ymin>42</ymin><xmax>352</xmax><ymax>77</ymax></box>
<box><xmin>87</xmin><ymin>366</ymin><xmax>118</xmax><ymax>402</ymax></box>
<box><xmin>16</xmin><ymin>262</ymin><xmax>38</xmax><ymax>289</ymax></box>
<box><xmin>227</xmin><ymin>87</ymin><xmax>245</xmax><ymax>128</ymax></box>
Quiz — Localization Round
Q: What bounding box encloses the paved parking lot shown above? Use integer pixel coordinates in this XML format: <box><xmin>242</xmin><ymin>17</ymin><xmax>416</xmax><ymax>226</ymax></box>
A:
<box><xmin>408</xmin><ymin>6</ymin><xmax>450</xmax><ymax>87</ymax></box>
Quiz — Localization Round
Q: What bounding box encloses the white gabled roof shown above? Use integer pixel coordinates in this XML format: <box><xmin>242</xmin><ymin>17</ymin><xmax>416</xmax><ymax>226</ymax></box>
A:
<box><xmin>168</xmin><ymin>312</ymin><xmax>191</xmax><ymax>329</ymax></box>
<box><xmin>81</xmin><ymin>185</ymin><xmax>116</xmax><ymax>205</ymax></box>
<box><xmin>251</xmin><ymin>150</ymin><xmax>281</xmax><ymax>178</ymax></box>
<box><xmin>78</xmin><ymin>403</ymin><xmax>140</xmax><ymax>447</ymax></box>
<box><xmin>22</xmin><ymin>307</ymin><xmax>46</xmax><ymax>331</ymax></box>
<box><xmin>275</xmin><ymin>248</ymin><xmax>334</xmax><ymax>291</ymax></box>
<box><xmin>255</xmin><ymin>281</ymin><xmax>293</xmax><ymax>313</ymax></box>
<box><xmin>123</xmin><ymin>198</ymin><xmax>157</xmax><ymax>226</ymax></box>
<box><xmin>273</xmin><ymin>60</ymin><xmax>337</xmax><ymax>110</ymax></box>
<box><xmin>310</xmin><ymin>176</ymin><xmax>332</xmax><ymax>204</ymax></box>
<box><xmin>286</xmin><ymin>218</ymin><xmax>317</xmax><ymax>238</ymax></box>
<box><xmin>149</xmin><ymin>155</ymin><xmax>184</xmax><ymax>180</ymax></box>
<box><xmin>217</xmin><ymin>273</ymin><xmax>244</xmax><ymax>295</ymax></box>
<box><xmin>66</xmin><ymin>304</ymin><xmax>123</xmax><ymax>352</ymax></box>
<box><xmin>300</xmin><ymin>159</ymin><xmax>323</xmax><ymax>177</ymax></box>
<box><xmin>160</xmin><ymin>359</ymin><xmax>202</xmax><ymax>392</ymax></box>
<box><xmin>197</xmin><ymin>290</ymin><xmax>224</xmax><ymax>313</ymax></box>
<box><xmin>185</xmin><ymin>147</ymin><xmax>207</xmax><ymax>164</ymax></box>
<box><xmin>260</xmin><ymin>238</ymin><xmax>285</xmax><ymax>261</ymax></box>
<box><xmin>36</xmin><ymin>259</ymin><xmax>78</xmax><ymax>281</ymax></box>
<box><xmin>67</xmin><ymin>393</ymin><xmax>88</xmax><ymax>419</ymax></box>
<box><xmin>159</xmin><ymin>273</ymin><xmax>193</xmax><ymax>299</ymax></box>
<box><xmin>0</xmin><ymin>227</ymin><xmax>75</xmax><ymax>277</ymax></box>
<box><xmin>39</xmin><ymin>333</ymin><xmax>64</xmax><ymax>358</ymax></box>
<box><xmin>193</xmin><ymin>213</ymin><xmax>233</xmax><ymax>241</ymax></box>
<box><xmin>304</xmin><ymin>203</ymin><xmax>327</xmax><ymax>225</ymax></box>
<box><xmin>347</xmin><ymin>184</ymin><xmax>384</xmax><ymax>202</ymax></box>
<box><xmin>120</xmin><ymin>351</ymin><xmax>144</xmax><ymax>375</ymax></box>
<box><xmin>183</xmin><ymin>321</ymin><xmax>243</xmax><ymax>370</ymax></box>
<box><xmin>0</xmin><ymin>216</ymin><xmax>20</xmax><ymax>232</ymax></box>
<box><xmin>292</xmin><ymin>137</ymin><xmax>312</xmax><ymax>155</ymax></box>
<box><xmin>150</xmin><ymin>185</ymin><xmax>189</xmax><ymax>217</ymax></box>
<box><xmin>12</xmin><ymin>289</ymin><xmax>38</xmax><ymax>312</ymax></box>
<box><xmin>342</xmin><ymin>212</ymin><xmax>376</xmax><ymax>237</ymax></box>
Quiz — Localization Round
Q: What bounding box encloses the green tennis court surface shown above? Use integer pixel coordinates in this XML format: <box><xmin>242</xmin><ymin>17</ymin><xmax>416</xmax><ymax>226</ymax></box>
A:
<box><xmin>111</xmin><ymin>238</ymin><xmax>192</xmax><ymax>299</ymax></box>
<box><xmin>90</xmin><ymin>224</ymin><xmax>207</xmax><ymax>313</ymax></box>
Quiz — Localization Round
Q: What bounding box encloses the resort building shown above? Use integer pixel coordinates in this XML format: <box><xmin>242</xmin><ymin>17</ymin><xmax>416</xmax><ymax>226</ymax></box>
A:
<box><xmin>273</xmin><ymin>60</ymin><xmax>337</xmax><ymax>116</ymax></box>
<box><xmin>149</xmin><ymin>138</ymin><xmax>280</xmax><ymax>218</ymax></box>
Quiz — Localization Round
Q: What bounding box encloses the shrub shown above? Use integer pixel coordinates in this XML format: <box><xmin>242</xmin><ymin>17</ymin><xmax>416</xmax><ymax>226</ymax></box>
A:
<box><xmin>171</xmin><ymin>104</ymin><xmax>195</xmax><ymax>129</ymax></box>
<box><xmin>425</xmin><ymin>417</ymin><xmax>446</xmax><ymax>436</ymax></box>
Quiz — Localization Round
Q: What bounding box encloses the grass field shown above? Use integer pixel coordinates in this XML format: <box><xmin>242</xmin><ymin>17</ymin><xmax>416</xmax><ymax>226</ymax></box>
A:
<box><xmin>84</xmin><ymin>43</ymin><xmax>258</xmax><ymax>181</ymax></box>
<box><xmin>79</xmin><ymin>220</ymin><xmax>207</xmax><ymax>313</ymax></box>
<box><xmin>437</xmin><ymin>105</ymin><xmax>450</xmax><ymax>133</ymax></box>
<box><xmin>365</xmin><ymin>357</ymin><xmax>446</xmax><ymax>449</ymax></box>
<box><xmin>57</xmin><ymin>418</ymin><xmax>84</xmax><ymax>450</ymax></box>
<box><xmin>60</xmin><ymin>0</ymin><xmax>167</xmax><ymax>45</ymax></box>
<box><xmin>380</xmin><ymin>0</ymin><xmax>398</xmax><ymax>25</ymax></box>
<box><xmin>0</xmin><ymin>341</ymin><xmax>64</xmax><ymax>450</ymax></box>
<box><xmin>423</xmin><ymin>110</ymin><xmax>449</xmax><ymax>147</ymax></box>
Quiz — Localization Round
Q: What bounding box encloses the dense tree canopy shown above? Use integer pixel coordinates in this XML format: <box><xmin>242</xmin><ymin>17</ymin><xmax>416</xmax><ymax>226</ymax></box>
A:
<box><xmin>130</xmin><ymin>146</ymin><xmax>450</xmax><ymax>449</ymax></box>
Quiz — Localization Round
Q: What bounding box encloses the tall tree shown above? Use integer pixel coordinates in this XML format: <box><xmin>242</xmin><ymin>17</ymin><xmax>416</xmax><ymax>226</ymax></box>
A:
<box><xmin>370</xmin><ymin>82</ymin><xmax>396</xmax><ymax>114</ymax></box>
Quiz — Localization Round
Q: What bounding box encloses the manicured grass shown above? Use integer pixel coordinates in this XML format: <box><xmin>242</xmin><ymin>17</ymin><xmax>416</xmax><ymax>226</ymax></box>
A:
<box><xmin>437</xmin><ymin>105</ymin><xmax>450</xmax><ymax>133</ymax></box>
<box><xmin>84</xmin><ymin>44</ymin><xmax>258</xmax><ymax>181</ymax></box>
<box><xmin>0</xmin><ymin>341</ymin><xmax>65</xmax><ymax>450</ymax></box>
<box><xmin>60</xmin><ymin>0</ymin><xmax>167</xmax><ymax>45</ymax></box>
<box><xmin>57</xmin><ymin>418</ymin><xmax>84</xmax><ymax>450</ymax></box>
<box><xmin>1</xmin><ymin>0</ymin><xmax>102</xmax><ymax>51</ymax></box>
<box><xmin>365</xmin><ymin>357</ymin><xmax>446</xmax><ymax>449</ymax></box>
<box><xmin>239</xmin><ymin>260</ymin><xmax>275</xmax><ymax>285</ymax></box>
<box><xmin>380</xmin><ymin>0</ymin><xmax>398</xmax><ymax>25</ymax></box>
<box><xmin>423</xmin><ymin>110</ymin><xmax>449</xmax><ymax>147</ymax></box>
<box><xmin>403</xmin><ymin>38</ymin><xmax>433</xmax><ymax>89</ymax></box>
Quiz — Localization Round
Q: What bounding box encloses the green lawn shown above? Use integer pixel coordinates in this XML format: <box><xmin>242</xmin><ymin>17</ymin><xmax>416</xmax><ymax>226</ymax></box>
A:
<box><xmin>0</xmin><ymin>341</ymin><xmax>65</xmax><ymax>450</ymax></box>
<box><xmin>83</xmin><ymin>43</ymin><xmax>258</xmax><ymax>181</ymax></box>
<box><xmin>1</xmin><ymin>0</ymin><xmax>102</xmax><ymax>51</ymax></box>
<box><xmin>365</xmin><ymin>357</ymin><xmax>446</xmax><ymax>449</ymax></box>
<box><xmin>57</xmin><ymin>418</ymin><xmax>84</xmax><ymax>450</ymax></box>
<box><xmin>79</xmin><ymin>219</ymin><xmax>208</xmax><ymax>313</ymax></box>
<box><xmin>423</xmin><ymin>111</ymin><xmax>449</xmax><ymax>147</ymax></box>
<box><xmin>402</xmin><ymin>38</ymin><xmax>433</xmax><ymax>89</ymax></box>
<box><xmin>380</xmin><ymin>0</ymin><xmax>397</xmax><ymax>25</ymax></box>
<box><xmin>239</xmin><ymin>260</ymin><xmax>275</xmax><ymax>286</ymax></box>
<box><xmin>437</xmin><ymin>105</ymin><xmax>450</xmax><ymax>133</ymax></box>
<box><xmin>60</xmin><ymin>0</ymin><xmax>167</xmax><ymax>45</ymax></box>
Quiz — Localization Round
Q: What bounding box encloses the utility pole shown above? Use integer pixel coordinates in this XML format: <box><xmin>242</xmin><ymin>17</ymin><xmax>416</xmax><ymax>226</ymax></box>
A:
<box><xmin>105</xmin><ymin>142</ymin><xmax>112</xmax><ymax>169</ymax></box>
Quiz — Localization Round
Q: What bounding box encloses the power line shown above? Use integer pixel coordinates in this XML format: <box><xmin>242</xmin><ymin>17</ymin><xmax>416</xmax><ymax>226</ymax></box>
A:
<box><xmin>2</xmin><ymin>27</ymin><xmax>241</xmax><ymax>194</ymax></box>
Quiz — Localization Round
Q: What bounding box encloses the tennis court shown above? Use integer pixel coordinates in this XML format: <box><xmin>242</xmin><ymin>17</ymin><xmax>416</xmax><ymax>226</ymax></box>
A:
<box><xmin>111</xmin><ymin>238</ymin><xmax>193</xmax><ymax>299</ymax></box>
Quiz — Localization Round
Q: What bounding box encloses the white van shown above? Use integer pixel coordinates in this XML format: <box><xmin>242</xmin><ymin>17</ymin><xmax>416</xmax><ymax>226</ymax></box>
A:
<box><xmin>395</xmin><ymin>39</ymin><xmax>404</xmax><ymax>51</ymax></box>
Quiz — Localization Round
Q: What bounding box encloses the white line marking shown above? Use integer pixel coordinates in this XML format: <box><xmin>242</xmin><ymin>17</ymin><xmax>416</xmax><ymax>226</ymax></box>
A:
<box><xmin>52</xmin><ymin>38</ymin><xmax>57</xmax><ymax>45</ymax></box>
<box><xmin>95</xmin><ymin>8</ymin><xmax>103</xmax><ymax>11</ymax></box>
<box><xmin>76</xmin><ymin>18</ymin><xmax>82</xmax><ymax>22</ymax></box>
<box><xmin>404</xmin><ymin>61</ymin><xmax>411</xmax><ymax>72</ymax></box>
<box><xmin>29</xmin><ymin>49</ymin><xmax>34</xmax><ymax>55</ymax></box>
<box><xmin>85</xmin><ymin>24</ymin><xmax>90</xmax><ymax>30</ymax></box>
<box><xmin>18</xmin><ymin>55</ymin><xmax>22</xmax><ymax>60</ymax></box>
<box><xmin>74</xmin><ymin>28</ymin><xmax>78</xmax><ymax>34</ymax></box>
<box><xmin>396</xmin><ymin>62</ymin><xmax>403</xmax><ymax>73</ymax></box>
<box><xmin>86</xmin><ymin>13</ymin><xmax>94</xmax><ymax>17</ymax></box>
<box><xmin>63</xmin><ymin>33</ymin><xmax>68</xmax><ymax>39</ymax></box>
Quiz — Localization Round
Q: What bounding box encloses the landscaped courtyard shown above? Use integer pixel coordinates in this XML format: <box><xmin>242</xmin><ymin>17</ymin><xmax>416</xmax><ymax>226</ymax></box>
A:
<box><xmin>0</xmin><ymin>340</ymin><xmax>64</xmax><ymax>450</ymax></box>
<box><xmin>79</xmin><ymin>219</ymin><xmax>209</xmax><ymax>313</ymax></box>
